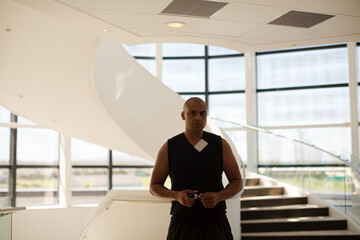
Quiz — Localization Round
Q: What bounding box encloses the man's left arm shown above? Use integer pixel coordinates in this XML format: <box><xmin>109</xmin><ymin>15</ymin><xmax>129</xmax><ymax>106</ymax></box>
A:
<box><xmin>201</xmin><ymin>138</ymin><xmax>243</xmax><ymax>208</ymax></box>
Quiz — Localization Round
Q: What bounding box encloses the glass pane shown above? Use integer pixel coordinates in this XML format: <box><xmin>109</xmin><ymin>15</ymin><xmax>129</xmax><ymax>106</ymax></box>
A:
<box><xmin>257</xmin><ymin>47</ymin><xmax>348</xmax><ymax>89</ymax></box>
<box><xmin>258</xmin><ymin>87</ymin><xmax>350</xmax><ymax>126</ymax></box>
<box><xmin>180</xmin><ymin>95</ymin><xmax>205</xmax><ymax>101</ymax></box>
<box><xmin>0</xmin><ymin>169</ymin><xmax>9</xmax><ymax>197</ymax></box>
<box><xmin>347</xmin><ymin>158</ymin><xmax>360</xmax><ymax>225</ymax></box>
<box><xmin>72</xmin><ymin>138</ymin><xmax>108</xmax><ymax>165</ymax></box>
<box><xmin>258</xmin><ymin>132</ymin><xmax>345</xmax><ymax>165</ymax></box>
<box><xmin>208</xmin><ymin>46</ymin><xmax>241</xmax><ymax>56</ymax></box>
<box><xmin>17</xmin><ymin>116</ymin><xmax>36</xmax><ymax>125</ymax></box>
<box><xmin>273</xmin><ymin>127</ymin><xmax>351</xmax><ymax>154</ymax></box>
<box><xmin>208</xmin><ymin>93</ymin><xmax>246</xmax><ymax>124</ymax></box>
<box><xmin>17</xmin><ymin>129</ymin><xmax>59</xmax><ymax>165</ymax></box>
<box><xmin>16</xmin><ymin>168</ymin><xmax>58</xmax><ymax>206</ymax></box>
<box><xmin>72</xmin><ymin>168</ymin><xmax>107</xmax><ymax>204</ymax></box>
<box><xmin>209</xmin><ymin>56</ymin><xmax>245</xmax><ymax>91</ymax></box>
<box><xmin>0</xmin><ymin>128</ymin><xmax>10</xmax><ymax>165</ymax></box>
<box><xmin>162</xmin><ymin>43</ymin><xmax>204</xmax><ymax>57</ymax></box>
<box><xmin>113</xmin><ymin>168</ymin><xmax>152</xmax><ymax>188</ymax></box>
<box><xmin>122</xmin><ymin>43</ymin><xmax>156</xmax><ymax>57</ymax></box>
<box><xmin>224</xmin><ymin>130</ymin><xmax>247</xmax><ymax>164</ymax></box>
<box><xmin>0</xmin><ymin>106</ymin><xmax>10</xmax><ymax>123</ymax></box>
<box><xmin>0</xmin><ymin>197</ymin><xmax>11</xmax><ymax>240</ymax></box>
<box><xmin>112</xmin><ymin>151</ymin><xmax>153</xmax><ymax>166</ymax></box>
<box><xmin>136</xmin><ymin>59</ymin><xmax>156</xmax><ymax>77</ymax></box>
<box><xmin>162</xmin><ymin>59</ymin><xmax>205</xmax><ymax>92</ymax></box>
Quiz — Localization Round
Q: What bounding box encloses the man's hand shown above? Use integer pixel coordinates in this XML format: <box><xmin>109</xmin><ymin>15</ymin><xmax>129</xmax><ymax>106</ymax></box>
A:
<box><xmin>200</xmin><ymin>192</ymin><xmax>220</xmax><ymax>208</ymax></box>
<box><xmin>176</xmin><ymin>190</ymin><xmax>198</xmax><ymax>207</ymax></box>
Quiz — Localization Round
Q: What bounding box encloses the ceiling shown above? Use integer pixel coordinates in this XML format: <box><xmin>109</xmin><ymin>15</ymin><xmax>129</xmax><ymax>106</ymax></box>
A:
<box><xmin>54</xmin><ymin>0</ymin><xmax>360</xmax><ymax>52</ymax></box>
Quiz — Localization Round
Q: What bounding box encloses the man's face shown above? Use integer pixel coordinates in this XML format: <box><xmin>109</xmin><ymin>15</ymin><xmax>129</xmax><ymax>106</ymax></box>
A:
<box><xmin>181</xmin><ymin>100</ymin><xmax>207</xmax><ymax>132</ymax></box>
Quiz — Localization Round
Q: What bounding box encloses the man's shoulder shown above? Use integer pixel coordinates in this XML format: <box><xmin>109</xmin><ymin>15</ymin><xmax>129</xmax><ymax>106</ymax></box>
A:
<box><xmin>168</xmin><ymin>132</ymin><xmax>184</xmax><ymax>142</ymax></box>
<box><xmin>203</xmin><ymin>131</ymin><xmax>222</xmax><ymax>140</ymax></box>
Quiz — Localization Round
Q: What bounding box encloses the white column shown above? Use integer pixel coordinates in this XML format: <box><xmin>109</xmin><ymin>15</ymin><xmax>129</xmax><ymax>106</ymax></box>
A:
<box><xmin>245</xmin><ymin>52</ymin><xmax>258</xmax><ymax>172</ymax></box>
<box><xmin>348</xmin><ymin>42</ymin><xmax>359</xmax><ymax>158</ymax></box>
<box><xmin>59</xmin><ymin>134</ymin><xmax>72</xmax><ymax>207</ymax></box>
<box><xmin>156</xmin><ymin>43</ymin><xmax>162</xmax><ymax>81</ymax></box>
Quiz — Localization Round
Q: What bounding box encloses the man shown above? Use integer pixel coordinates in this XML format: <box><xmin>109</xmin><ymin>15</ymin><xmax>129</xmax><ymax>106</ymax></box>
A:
<box><xmin>150</xmin><ymin>97</ymin><xmax>243</xmax><ymax>240</ymax></box>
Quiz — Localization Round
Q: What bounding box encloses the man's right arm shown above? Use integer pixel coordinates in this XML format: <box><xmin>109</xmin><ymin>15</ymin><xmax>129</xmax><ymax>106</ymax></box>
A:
<box><xmin>150</xmin><ymin>142</ymin><xmax>196</xmax><ymax>207</ymax></box>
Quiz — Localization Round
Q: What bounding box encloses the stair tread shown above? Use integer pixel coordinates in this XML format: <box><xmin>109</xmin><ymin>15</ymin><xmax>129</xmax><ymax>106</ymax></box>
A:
<box><xmin>245</xmin><ymin>186</ymin><xmax>283</xmax><ymax>189</ymax></box>
<box><xmin>241</xmin><ymin>230</ymin><xmax>360</xmax><ymax>236</ymax></box>
<box><xmin>241</xmin><ymin>195</ymin><xmax>306</xmax><ymax>201</ymax></box>
<box><xmin>242</xmin><ymin>216</ymin><xmax>345</xmax><ymax>224</ymax></box>
<box><xmin>241</xmin><ymin>204</ymin><xmax>326</xmax><ymax>211</ymax></box>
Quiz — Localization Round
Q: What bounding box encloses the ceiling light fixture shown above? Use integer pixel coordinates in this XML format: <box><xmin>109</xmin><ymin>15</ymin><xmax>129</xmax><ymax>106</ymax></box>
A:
<box><xmin>102</xmin><ymin>28</ymin><xmax>108</xmax><ymax>32</ymax></box>
<box><xmin>166</xmin><ymin>22</ymin><xmax>185</xmax><ymax>28</ymax></box>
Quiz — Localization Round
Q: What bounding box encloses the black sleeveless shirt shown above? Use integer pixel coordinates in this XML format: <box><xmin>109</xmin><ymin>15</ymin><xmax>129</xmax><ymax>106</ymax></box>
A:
<box><xmin>168</xmin><ymin>131</ymin><xmax>226</xmax><ymax>218</ymax></box>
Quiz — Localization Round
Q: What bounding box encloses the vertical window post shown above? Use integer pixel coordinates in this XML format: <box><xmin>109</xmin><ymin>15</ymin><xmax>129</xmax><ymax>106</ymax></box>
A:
<box><xmin>59</xmin><ymin>134</ymin><xmax>72</xmax><ymax>207</ymax></box>
<box><xmin>9</xmin><ymin>114</ymin><xmax>17</xmax><ymax>207</ymax></box>
<box><xmin>108</xmin><ymin>150</ymin><xmax>113</xmax><ymax>191</ymax></box>
<box><xmin>347</xmin><ymin>42</ymin><xmax>359</xmax><ymax>158</ymax></box>
<box><xmin>245</xmin><ymin>52</ymin><xmax>258</xmax><ymax>172</ymax></box>
<box><xmin>204</xmin><ymin>46</ymin><xmax>209</xmax><ymax>106</ymax></box>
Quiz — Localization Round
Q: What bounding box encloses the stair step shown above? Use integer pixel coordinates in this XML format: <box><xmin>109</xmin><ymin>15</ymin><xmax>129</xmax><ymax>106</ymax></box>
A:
<box><xmin>245</xmin><ymin>178</ymin><xmax>260</xmax><ymax>186</ymax></box>
<box><xmin>241</xmin><ymin>230</ymin><xmax>360</xmax><ymax>240</ymax></box>
<box><xmin>242</xmin><ymin>186</ymin><xmax>284</xmax><ymax>197</ymax></box>
<box><xmin>241</xmin><ymin>204</ymin><xmax>329</xmax><ymax>220</ymax></box>
<box><xmin>241</xmin><ymin>217</ymin><xmax>347</xmax><ymax>233</ymax></box>
<box><xmin>241</xmin><ymin>195</ymin><xmax>308</xmax><ymax>208</ymax></box>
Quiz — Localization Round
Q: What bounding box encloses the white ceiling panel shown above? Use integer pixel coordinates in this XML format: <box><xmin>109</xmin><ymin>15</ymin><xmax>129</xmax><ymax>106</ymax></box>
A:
<box><xmin>97</xmin><ymin>0</ymin><xmax>170</xmax><ymax>13</ymax></box>
<box><xmin>294</xmin><ymin>0</ymin><xmax>360</xmax><ymax>16</ymax></box>
<box><xmin>56</xmin><ymin>0</ymin><xmax>100</xmax><ymax>9</ymax></box>
<box><xmin>226</xmin><ymin>0</ymin><xmax>298</xmax><ymax>9</ymax></box>
<box><xmin>241</xmin><ymin>24</ymin><xmax>307</xmax><ymax>41</ymax></box>
<box><xmin>213</xmin><ymin>2</ymin><xmax>289</xmax><ymax>24</ymax></box>
<box><xmin>313</xmin><ymin>15</ymin><xmax>360</xmax><ymax>34</ymax></box>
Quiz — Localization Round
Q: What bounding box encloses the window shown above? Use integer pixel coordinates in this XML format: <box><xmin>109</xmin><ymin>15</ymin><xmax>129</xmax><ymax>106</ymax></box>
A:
<box><xmin>71</xmin><ymin>138</ymin><xmax>108</xmax><ymax>204</ymax></box>
<box><xmin>162</xmin><ymin>43</ymin><xmax>204</xmax><ymax>57</ymax></box>
<box><xmin>257</xmin><ymin>45</ymin><xmax>351</xmax><ymax>166</ymax></box>
<box><xmin>257</xmin><ymin>46</ymin><xmax>348</xmax><ymax>89</ymax></box>
<box><xmin>162</xmin><ymin>59</ymin><xmax>205</xmax><ymax>92</ymax></box>
<box><xmin>17</xmin><ymin>129</ymin><xmax>59</xmax><ymax>165</ymax></box>
<box><xmin>258</xmin><ymin>87</ymin><xmax>350</xmax><ymax>126</ymax></box>
<box><xmin>208</xmin><ymin>57</ymin><xmax>245</xmax><ymax>91</ymax></box>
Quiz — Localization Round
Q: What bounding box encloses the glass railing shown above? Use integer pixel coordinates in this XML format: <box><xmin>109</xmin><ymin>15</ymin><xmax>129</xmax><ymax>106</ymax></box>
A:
<box><xmin>213</xmin><ymin>118</ymin><xmax>360</xmax><ymax>226</ymax></box>
<box><xmin>0</xmin><ymin>197</ymin><xmax>12</xmax><ymax>240</ymax></box>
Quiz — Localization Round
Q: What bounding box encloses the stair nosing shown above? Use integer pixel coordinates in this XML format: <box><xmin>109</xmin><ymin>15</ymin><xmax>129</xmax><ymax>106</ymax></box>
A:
<box><xmin>241</xmin><ymin>216</ymin><xmax>346</xmax><ymax>224</ymax></box>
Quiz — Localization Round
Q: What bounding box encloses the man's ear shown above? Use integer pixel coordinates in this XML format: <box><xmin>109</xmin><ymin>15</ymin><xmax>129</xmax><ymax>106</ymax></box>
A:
<box><xmin>181</xmin><ymin>111</ymin><xmax>185</xmax><ymax>120</ymax></box>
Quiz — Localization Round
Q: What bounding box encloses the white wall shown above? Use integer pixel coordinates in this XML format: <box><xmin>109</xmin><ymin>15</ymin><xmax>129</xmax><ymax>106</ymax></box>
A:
<box><xmin>12</xmin><ymin>207</ymin><xmax>96</xmax><ymax>240</ymax></box>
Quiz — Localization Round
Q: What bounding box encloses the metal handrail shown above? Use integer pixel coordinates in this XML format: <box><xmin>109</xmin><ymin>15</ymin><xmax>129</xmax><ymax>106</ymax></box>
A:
<box><xmin>212</xmin><ymin>117</ymin><xmax>360</xmax><ymax>176</ymax></box>
<box><xmin>0</xmin><ymin>207</ymin><xmax>26</xmax><ymax>216</ymax></box>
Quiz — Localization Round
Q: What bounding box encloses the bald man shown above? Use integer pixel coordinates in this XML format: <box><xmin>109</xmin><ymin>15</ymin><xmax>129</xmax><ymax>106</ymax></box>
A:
<box><xmin>150</xmin><ymin>97</ymin><xmax>242</xmax><ymax>240</ymax></box>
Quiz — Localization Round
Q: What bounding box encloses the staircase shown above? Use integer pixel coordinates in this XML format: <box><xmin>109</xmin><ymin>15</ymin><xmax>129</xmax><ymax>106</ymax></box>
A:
<box><xmin>240</xmin><ymin>175</ymin><xmax>360</xmax><ymax>239</ymax></box>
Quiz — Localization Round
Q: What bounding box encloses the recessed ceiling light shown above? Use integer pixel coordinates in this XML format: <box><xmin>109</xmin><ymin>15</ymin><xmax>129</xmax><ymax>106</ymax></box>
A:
<box><xmin>166</xmin><ymin>22</ymin><xmax>185</xmax><ymax>28</ymax></box>
<box><xmin>102</xmin><ymin>28</ymin><xmax>108</xmax><ymax>32</ymax></box>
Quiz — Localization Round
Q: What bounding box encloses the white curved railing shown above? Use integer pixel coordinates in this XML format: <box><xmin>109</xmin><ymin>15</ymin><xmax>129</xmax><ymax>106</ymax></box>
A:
<box><xmin>213</xmin><ymin>117</ymin><xmax>360</xmax><ymax>226</ymax></box>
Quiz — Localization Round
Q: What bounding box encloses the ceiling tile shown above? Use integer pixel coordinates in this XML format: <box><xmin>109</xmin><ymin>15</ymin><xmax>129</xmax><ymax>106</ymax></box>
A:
<box><xmin>312</xmin><ymin>15</ymin><xmax>360</xmax><ymax>34</ymax></box>
<box><xmin>225</xmin><ymin>0</ymin><xmax>299</xmax><ymax>8</ymax></box>
<box><xmin>98</xmin><ymin>0</ymin><xmax>170</xmax><ymax>13</ymax></box>
<box><xmin>213</xmin><ymin>2</ymin><xmax>289</xmax><ymax>24</ymax></box>
<box><xmin>293</xmin><ymin>28</ymin><xmax>356</xmax><ymax>41</ymax></box>
<box><xmin>57</xmin><ymin>0</ymin><xmax>100</xmax><ymax>9</ymax></box>
<box><xmin>241</xmin><ymin>24</ymin><xmax>307</xmax><ymax>41</ymax></box>
<box><xmin>294</xmin><ymin>0</ymin><xmax>360</xmax><ymax>17</ymax></box>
